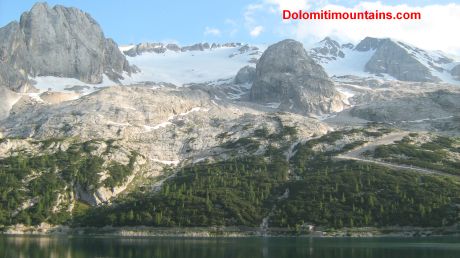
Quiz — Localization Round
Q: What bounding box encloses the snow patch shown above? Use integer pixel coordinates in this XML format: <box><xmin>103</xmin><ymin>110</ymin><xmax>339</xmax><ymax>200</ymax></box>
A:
<box><xmin>336</xmin><ymin>86</ymin><xmax>356</xmax><ymax>106</ymax></box>
<box><xmin>143</xmin><ymin>107</ymin><xmax>209</xmax><ymax>132</ymax></box>
<box><xmin>265</xmin><ymin>102</ymin><xmax>281</xmax><ymax>109</ymax></box>
<box><xmin>32</xmin><ymin>75</ymin><xmax>117</xmax><ymax>94</ymax></box>
<box><xmin>150</xmin><ymin>159</ymin><xmax>180</xmax><ymax>166</ymax></box>
<box><xmin>119</xmin><ymin>45</ymin><xmax>135</xmax><ymax>52</ymax></box>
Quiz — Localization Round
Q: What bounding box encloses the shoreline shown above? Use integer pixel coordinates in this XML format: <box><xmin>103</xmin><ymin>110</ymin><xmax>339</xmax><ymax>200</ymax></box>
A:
<box><xmin>2</xmin><ymin>224</ymin><xmax>459</xmax><ymax>238</ymax></box>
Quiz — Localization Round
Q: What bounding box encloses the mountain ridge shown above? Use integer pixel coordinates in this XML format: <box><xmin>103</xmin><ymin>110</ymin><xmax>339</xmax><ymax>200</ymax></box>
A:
<box><xmin>310</xmin><ymin>36</ymin><xmax>460</xmax><ymax>84</ymax></box>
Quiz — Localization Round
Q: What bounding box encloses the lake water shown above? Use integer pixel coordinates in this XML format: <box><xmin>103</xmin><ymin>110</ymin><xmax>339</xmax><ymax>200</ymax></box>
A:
<box><xmin>1</xmin><ymin>236</ymin><xmax>460</xmax><ymax>258</ymax></box>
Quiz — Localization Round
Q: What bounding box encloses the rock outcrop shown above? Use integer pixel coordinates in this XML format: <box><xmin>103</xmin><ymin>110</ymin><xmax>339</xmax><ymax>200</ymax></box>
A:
<box><xmin>0</xmin><ymin>86</ymin><xmax>21</xmax><ymax>120</ymax></box>
<box><xmin>0</xmin><ymin>62</ymin><xmax>32</xmax><ymax>92</ymax></box>
<box><xmin>234</xmin><ymin>66</ymin><xmax>256</xmax><ymax>84</ymax></box>
<box><xmin>0</xmin><ymin>2</ymin><xmax>135</xmax><ymax>91</ymax></box>
<box><xmin>250</xmin><ymin>39</ymin><xmax>345</xmax><ymax>114</ymax></box>
<box><xmin>451</xmin><ymin>64</ymin><xmax>460</xmax><ymax>80</ymax></box>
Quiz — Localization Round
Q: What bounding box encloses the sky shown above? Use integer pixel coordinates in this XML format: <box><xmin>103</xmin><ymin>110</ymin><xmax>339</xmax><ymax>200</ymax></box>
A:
<box><xmin>0</xmin><ymin>0</ymin><xmax>459</xmax><ymax>54</ymax></box>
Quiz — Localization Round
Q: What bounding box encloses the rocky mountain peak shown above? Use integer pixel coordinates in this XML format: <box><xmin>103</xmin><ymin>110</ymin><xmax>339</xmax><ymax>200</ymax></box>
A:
<box><xmin>364</xmin><ymin>39</ymin><xmax>441</xmax><ymax>82</ymax></box>
<box><xmin>250</xmin><ymin>39</ymin><xmax>345</xmax><ymax>114</ymax></box>
<box><xmin>310</xmin><ymin>37</ymin><xmax>345</xmax><ymax>61</ymax></box>
<box><xmin>354</xmin><ymin>37</ymin><xmax>387</xmax><ymax>52</ymax></box>
<box><xmin>0</xmin><ymin>2</ymin><xmax>135</xmax><ymax>91</ymax></box>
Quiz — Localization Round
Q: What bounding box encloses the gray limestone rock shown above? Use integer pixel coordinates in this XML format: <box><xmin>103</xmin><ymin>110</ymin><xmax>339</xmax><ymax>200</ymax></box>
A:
<box><xmin>234</xmin><ymin>66</ymin><xmax>256</xmax><ymax>84</ymax></box>
<box><xmin>166</xmin><ymin>43</ymin><xmax>181</xmax><ymax>52</ymax></box>
<box><xmin>451</xmin><ymin>64</ymin><xmax>460</xmax><ymax>80</ymax></box>
<box><xmin>354</xmin><ymin>37</ymin><xmax>386</xmax><ymax>52</ymax></box>
<box><xmin>364</xmin><ymin>39</ymin><xmax>439</xmax><ymax>82</ymax></box>
<box><xmin>0</xmin><ymin>86</ymin><xmax>21</xmax><ymax>120</ymax></box>
<box><xmin>0</xmin><ymin>62</ymin><xmax>31</xmax><ymax>92</ymax></box>
<box><xmin>250</xmin><ymin>39</ymin><xmax>345</xmax><ymax>114</ymax></box>
<box><xmin>0</xmin><ymin>2</ymin><xmax>135</xmax><ymax>91</ymax></box>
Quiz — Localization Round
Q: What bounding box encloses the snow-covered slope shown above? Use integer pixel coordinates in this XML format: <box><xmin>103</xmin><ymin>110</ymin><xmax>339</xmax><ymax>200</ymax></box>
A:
<box><xmin>121</xmin><ymin>44</ymin><xmax>264</xmax><ymax>86</ymax></box>
<box><xmin>27</xmin><ymin>43</ymin><xmax>263</xmax><ymax>98</ymax></box>
<box><xmin>310</xmin><ymin>37</ymin><xmax>460</xmax><ymax>84</ymax></box>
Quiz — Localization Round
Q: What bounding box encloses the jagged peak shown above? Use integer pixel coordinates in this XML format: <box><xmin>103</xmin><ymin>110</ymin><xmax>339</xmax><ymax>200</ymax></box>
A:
<box><xmin>318</xmin><ymin>36</ymin><xmax>341</xmax><ymax>47</ymax></box>
<box><xmin>30</xmin><ymin>2</ymin><xmax>50</xmax><ymax>11</ymax></box>
<box><xmin>354</xmin><ymin>37</ymin><xmax>390</xmax><ymax>51</ymax></box>
<box><xmin>121</xmin><ymin>41</ymin><xmax>250</xmax><ymax>57</ymax></box>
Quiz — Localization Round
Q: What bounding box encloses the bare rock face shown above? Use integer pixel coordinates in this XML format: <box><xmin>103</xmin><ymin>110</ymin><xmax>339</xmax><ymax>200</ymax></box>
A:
<box><xmin>0</xmin><ymin>86</ymin><xmax>21</xmax><ymax>120</ymax></box>
<box><xmin>0</xmin><ymin>62</ymin><xmax>31</xmax><ymax>92</ymax></box>
<box><xmin>250</xmin><ymin>39</ymin><xmax>345</xmax><ymax>114</ymax></box>
<box><xmin>362</xmin><ymin>38</ymin><xmax>439</xmax><ymax>82</ymax></box>
<box><xmin>451</xmin><ymin>64</ymin><xmax>460</xmax><ymax>80</ymax></box>
<box><xmin>0</xmin><ymin>2</ymin><xmax>135</xmax><ymax>91</ymax></box>
<box><xmin>234</xmin><ymin>66</ymin><xmax>256</xmax><ymax>84</ymax></box>
<box><xmin>354</xmin><ymin>37</ymin><xmax>385</xmax><ymax>51</ymax></box>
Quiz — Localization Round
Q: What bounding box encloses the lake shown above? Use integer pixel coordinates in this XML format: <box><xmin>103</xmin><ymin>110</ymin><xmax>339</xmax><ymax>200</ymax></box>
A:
<box><xmin>1</xmin><ymin>236</ymin><xmax>460</xmax><ymax>258</ymax></box>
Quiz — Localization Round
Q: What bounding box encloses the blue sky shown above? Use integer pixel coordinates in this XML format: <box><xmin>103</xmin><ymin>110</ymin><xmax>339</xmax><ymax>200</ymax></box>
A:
<box><xmin>0</xmin><ymin>0</ymin><xmax>459</xmax><ymax>53</ymax></box>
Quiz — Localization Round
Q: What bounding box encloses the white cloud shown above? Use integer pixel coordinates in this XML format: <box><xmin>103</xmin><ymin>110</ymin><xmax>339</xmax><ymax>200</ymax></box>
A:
<box><xmin>250</xmin><ymin>26</ymin><xmax>264</xmax><ymax>37</ymax></box>
<box><xmin>244</xmin><ymin>4</ymin><xmax>264</xmax><ymax>25</ymax></box>
<box><xmin>286</xmin><ymin>2</ymin><xmax>460</xmax><ymax>53</ymax></box>
<box><xmin>265</xmin><ymin>0</ymin><xmax>311</xmax><ymax>11</ymax></box>
<box><xmin>204</xmin><ymin>27</ymin><xmax>221</xmax><ymax>36</ymax></box>
<box><xmin>241</xmin><ymin>1</ymin><xmax>460</xmax><ymax>54</ymax></box>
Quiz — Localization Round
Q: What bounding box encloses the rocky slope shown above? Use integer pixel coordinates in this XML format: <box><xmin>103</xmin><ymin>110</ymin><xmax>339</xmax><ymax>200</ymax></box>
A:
<box><xmin>363</xmin><ymin>39</ymin><xmax>440</xmax><ymax>82</ymax></box>
<box><xmin>0</xmin><ymin>2</ymin><xmax>135</xmax><ymax>92</ymax></box>
<box><xmin>250</xmin><ymin>39</ymin><xmax>346</xmax><ymax>115</ymax></box>
<box><xmin>0</xmin><ymin>82</ymin><xmax>329</xmax><ymax>224</ymax></box>
<box><xmin>326</xmin><ymin>77</ymin><xmax>460</xmax><ymax>134</ymax></box>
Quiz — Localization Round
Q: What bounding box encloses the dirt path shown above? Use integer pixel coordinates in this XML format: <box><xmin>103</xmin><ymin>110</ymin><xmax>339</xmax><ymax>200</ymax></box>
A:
<box><xmin>342</xmin><ymin>132</ymin><xmax>409</xmax><ymax>159</ymax></box>
<box><xmin>335</xmin><ymin>132</ymin><xmax>459</xmax><ymax>179</ymax></box>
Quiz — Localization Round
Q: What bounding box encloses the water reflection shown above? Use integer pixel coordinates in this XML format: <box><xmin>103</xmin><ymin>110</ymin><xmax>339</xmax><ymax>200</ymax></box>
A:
<box><xmin>1</xmin><ymin>236</ymin><xmax>460</xmax><ymax>258</ymax></box>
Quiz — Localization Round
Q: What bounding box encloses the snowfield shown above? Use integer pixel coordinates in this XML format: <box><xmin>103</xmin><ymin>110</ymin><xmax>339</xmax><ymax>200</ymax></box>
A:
<box><xmin>321</xmin><ymin>48</ymin><xmax>377</xmax><ymax>78</ymax></box>
<box><xmin>122</xmin><ymin>46</ymin><xmax>263</xmax><ymax>86</ymax></box>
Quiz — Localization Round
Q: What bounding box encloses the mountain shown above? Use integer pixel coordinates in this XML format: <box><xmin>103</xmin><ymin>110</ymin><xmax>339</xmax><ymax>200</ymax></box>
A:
<box><xmin>250</xmin><ymin>39</ymin><xmax>345</xmax><ymax>115</ymax></box>
<box><xmin>0</xmin><ymin>2</ymin><xmax>135</xmax><ymax>92</ymax></box>
<box><xmin>309</xmin><ymin>37</ymin><xmax>349</xmax><ymax>61</ymax></box>
<box><xmin>310</xmin><ymin>37</ymin><xmax>460</xmax><ymax>84</ymax></box>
